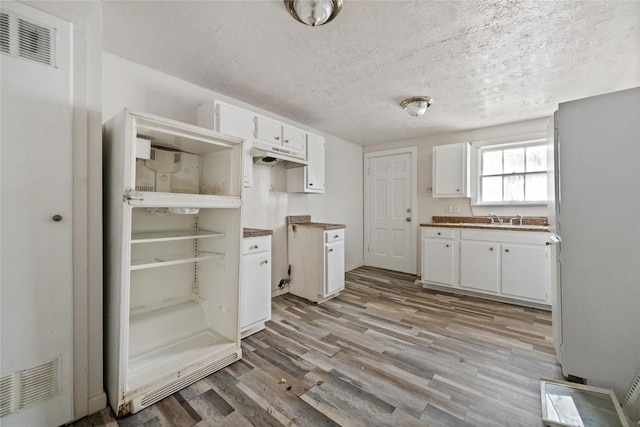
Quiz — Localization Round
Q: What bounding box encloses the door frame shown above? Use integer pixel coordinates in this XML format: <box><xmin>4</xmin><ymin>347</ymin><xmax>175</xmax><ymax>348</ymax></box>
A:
<box><xmin>363</xmin><ymin>147</ymin><xmax>418</xmax><ymax>274</ymax></box>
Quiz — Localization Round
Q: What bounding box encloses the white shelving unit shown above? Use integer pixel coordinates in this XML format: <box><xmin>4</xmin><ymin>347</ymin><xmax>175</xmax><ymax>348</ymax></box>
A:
<box><xmin>103</xmin><ymin>109</ymin><xmax>244</xmax><ymax>416</ymax></box>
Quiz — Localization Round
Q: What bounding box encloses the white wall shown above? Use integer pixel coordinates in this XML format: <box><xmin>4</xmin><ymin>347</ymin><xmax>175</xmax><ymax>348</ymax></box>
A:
<box><xmin>103</xmin><ymin>53</ymin><xmax>364</xmax><ymax>295</ymax></box>
<box><xmin>364</xmin><ymin>117</ymin><xmax>551</xmax><ymax>227</ymax></box>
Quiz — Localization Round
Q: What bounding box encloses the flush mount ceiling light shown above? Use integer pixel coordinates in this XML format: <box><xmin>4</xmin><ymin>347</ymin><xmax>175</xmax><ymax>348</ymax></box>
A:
<box><xmin>400</xmin><ymin>96</ymin><xmax>433</xmax><ymax>117</ymax></box>
<box><xmin>284</xmin><ymin>0</ymin><xmax>343</xmax><ymax>27</ymax></box>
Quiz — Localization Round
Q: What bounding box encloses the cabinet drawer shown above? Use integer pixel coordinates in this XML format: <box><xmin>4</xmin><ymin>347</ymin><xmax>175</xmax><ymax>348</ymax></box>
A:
<box><xmin>422</xmin><ymin>227</ymin><xmax>455</xmax><ymax>239</ymax></box>
<box><xmin>242</xmin><ymin>236</ymin><xmax>270</xmax><ymax>254</ymax></box>
<box><xmin>325</xmin><ymin>229</ymin><xmax>345</xmax><ymax>243</ymax></box>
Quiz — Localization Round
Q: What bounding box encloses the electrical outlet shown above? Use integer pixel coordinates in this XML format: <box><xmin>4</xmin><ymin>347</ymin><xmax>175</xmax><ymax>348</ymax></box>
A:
<box><xmin>445</xmin><ymin>204</ymin><xmax>452</xmax><ymax>213</ymax></box>
<box><xmin>453</xmin><ymin>204</ymin><xmax>460</xmax><ymax>213</ymax></box>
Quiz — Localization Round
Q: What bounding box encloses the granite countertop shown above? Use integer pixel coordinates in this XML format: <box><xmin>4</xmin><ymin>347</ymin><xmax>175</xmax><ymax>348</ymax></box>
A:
<box><xmin>421</xmin><ymin>216</ymin><xmax>550</xmax><ymax>233</ymax></box>
<box><xmin>243</xmin><ymin>228</ymin><xmax>273</xmax><ymax>238</ymax></box>
<box><xmin>286</xmin><ymin>215</ymin><xmax>346</xmax><ymax>230</ymax></box>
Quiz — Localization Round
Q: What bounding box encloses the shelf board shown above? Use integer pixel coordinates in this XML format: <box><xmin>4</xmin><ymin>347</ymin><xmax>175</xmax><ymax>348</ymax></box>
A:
<box><xmin>130</xmin><ymin>251</ymin><xmax>224</xmax><ymax>271</ymax></box>
<box><xmin>132</xmin><ymin>229</ymin><xmax>224</xmax><ymax>243</ymax></box>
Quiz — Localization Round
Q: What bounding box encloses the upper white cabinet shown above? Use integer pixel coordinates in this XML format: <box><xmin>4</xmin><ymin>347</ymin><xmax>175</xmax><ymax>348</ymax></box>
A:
<box><xmin>198</xmin><ymin>100</ymin><xmax>254</xmax><ymax>187</ymax></box>
<box><xmin>432</xmin><ymin>142</ymin><xmax>470</xmax><ymax>197</ymax></box>
<box><xmin>103</xmin><ymin>109</ymin><xmax>243</xmax><ymax>415</ymax></box>
<box><xmin>255</xmin><ymin>115</ymin><xmax>306</xmax><ymax>156</ymax></box>
<box><xmin>287</xmin><ymin>133</ymin><xmax>325</xmax><ymax>193</ymax></box>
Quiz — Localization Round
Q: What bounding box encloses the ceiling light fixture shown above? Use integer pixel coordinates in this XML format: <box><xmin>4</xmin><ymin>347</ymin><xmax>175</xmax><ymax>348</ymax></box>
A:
<box><xmin>284</xmin><ymin>0</ymin><xmax>343</xmax><ymax>27</ymax></box>
<box><xmin>400</xmin><ymin>96</ymin><xmax>433</xmax><ymax>117</ymax></box>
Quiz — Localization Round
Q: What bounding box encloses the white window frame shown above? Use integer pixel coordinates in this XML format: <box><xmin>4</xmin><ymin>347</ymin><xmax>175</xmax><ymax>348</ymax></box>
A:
<box><xmin>470</xmin><ymin>133</ymin><xmax>548</xmax><ymax>207</ymax></box>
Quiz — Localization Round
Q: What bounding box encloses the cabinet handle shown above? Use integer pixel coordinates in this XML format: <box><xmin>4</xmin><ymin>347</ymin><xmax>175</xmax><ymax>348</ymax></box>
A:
<box><xmin>309</xmin><ymin>183</ymin><xmax>314</xmax><ymax>186</ymax></box>
<box><xmin>446</xmin><ymin>244</ymin><xmax>450</xmax><ymax>248</ymax></box>
<box><xmin>251</xmin><ymin>245</ymin><xmax>259</xmax><ymax>249</ymax></box>
<box><xmin>505</xmin><ymin>249</ymin><xmax>510</xmax><ymax>253</ymax></box>
<box><xmin>489</xmin><ymin>247</ymin><xmax>494</xmax><ymax>251</ymax></box>
<box><xmin>437</xmin><ymin>232</ymin><xmax>441</xmax><ymax>235</ymax></box>
<box><xmin>274</xmin><ymin>136</ymin><xmax>280</xmax><ymax>140</ymax></box>
<box><xmin>52</xmin><ymin>214</ymin><xmax>63</xmax><ymax>222</ymax></box>
<box><xmin>456</xmin><ymin>189</ymin><xmax>460</xmax><ymax>192</ymax></box>
<box><xmin>328</xmin><ymin>248</ymin><xmax>333</xmax><ymax>252</ymax></box>
<box><xmin>334</xmin><ymin>235</ymin><xmax>339</xmax><ymax>239</ymax></box>
<box><xmin>263</xmin><ymin>260</ymin><xmax>269</xmax><ymax>264</ymax></box>
<box><xmin>284</xmin><ymin>139</ymin><xmax>290</xmax><ymax>143</ymax></box>
<box><xmin>545</xmin><ymin>242</ymin><xmax>551</xmax><ymax>246</ymax></box>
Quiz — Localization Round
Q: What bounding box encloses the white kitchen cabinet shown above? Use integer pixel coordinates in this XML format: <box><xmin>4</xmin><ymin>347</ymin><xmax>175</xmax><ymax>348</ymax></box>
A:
<box><xmin>103</xmin><ymin>109</ymin><xmax>243</xmax><ymax>416</ymax></box>
<box><xmin>421</xmin><ymin>227</ymin><xmax>457</xmax><ymax>286</ymax></box>
<box><xmin>288</xmin><ymin>223</ymin><xmax>345</xmax><ymax>303</ymax></box>
<box><xmin>287</xmin><ymin>133</ymin><xmax>325</xmax><ymax>193</ymax></box>
<box><xmin>420</xmin><ymin>225</ymin><xmax>551</xmax><ymax>308</ymax></box>
<box><xmin>460</xmin><ymin>241</ymin><xmax>500</xmax><ymax>293</ymax></box>
<box><xmin>501</xmin><ymin>243</ymin><xmax>549</xmax><ymax>302</ymax></box>
<box><xmin>241</xmin><ymin>235</ymin><xmax>272</xmax><ymax>338</ymax></box>
<box><xmin>432</xmin><ymin>142</ymin><xmax>470</xmax><ymax>197</ymax></box>
<box><xmin>198</xmin><ymin>100</ymin><xmax>255</xmax><ymax>187</ymax></box>
<box><xmin>255</xmin><ymin>115</ymin><xmax>306</xmax><ymax>157</ymax></box>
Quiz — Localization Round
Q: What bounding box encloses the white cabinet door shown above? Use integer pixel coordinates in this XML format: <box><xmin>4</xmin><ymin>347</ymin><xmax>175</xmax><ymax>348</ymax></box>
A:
<box><xmin>287</xmin><ymin>133</ymin><xmax>325</xmax><ymax>193</ymax></box>
<box><xmin>501</xmin><ymin>244</ymin><xmax>548</xmax><ymax>302</ymax></box>
<box><xmin>241</xmin><ymin>248</ymin><xmax>271</xmax><ymax>331</ymax></box>
<box><xmin>282</xmin><ymin>125</ymin><xmax>306</xmax><ymax>153</ymax></box>
<box><xmin>325</xmin><ymin>241</ymin><xmax>345</xmax><ymax>295</ymax></box>
<box><xmin>306</xmin><ymin>133</ymin><xmax>325</xmax><ymax>191</ymax></box>
<box><xmin>433</xmin><ymin>142</ymin><xmax>470</xmax><ymax>197</ymax></box>
<box><xmin>255</xmin><ymin>115</ymin><xmax>283</xmax><ymax>146</ymax></box>
<box><xmin>217</xmin><ymin>102</ymin><xmax>255</xmax><ymax>187</ymax></box>
<box><xmin>422</xmin><ymin>237</ymin><xmax>455</xmax><ymax>285</ymax></box>
<box><xmin>460</xmin><ymin>241</ymin><xmax>499</xmax><ymax>293</ymax></box>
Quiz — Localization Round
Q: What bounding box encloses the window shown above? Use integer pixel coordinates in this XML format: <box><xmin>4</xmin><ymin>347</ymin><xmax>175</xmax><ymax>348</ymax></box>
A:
<box><xmin>477</xmin><ymin>138</ymin><xmax>547</xmax><ymax>205</ymax></box>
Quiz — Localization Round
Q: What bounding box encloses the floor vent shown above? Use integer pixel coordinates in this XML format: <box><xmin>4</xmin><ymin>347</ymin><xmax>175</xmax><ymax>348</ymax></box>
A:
<box><xmin>131</xmin><ymin>352</ymin><xmax>239</xmax><ymax>413</ymax></box>
<box><xmin>0</xmin><ymin>9</ymin><xmax>56</xmax><ymax>66</ymax></box>
<box><xmin>0</xmin><ymin>359</ymin><xmax>59</xmax><ymax>417</ymax></box>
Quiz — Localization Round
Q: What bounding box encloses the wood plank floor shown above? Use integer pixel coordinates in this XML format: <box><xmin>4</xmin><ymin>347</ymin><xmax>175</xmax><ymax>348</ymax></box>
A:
<box><xmin>71</xmin><ymin>266</ymin><xmax>562</xmax><ymax>427</ymax></box>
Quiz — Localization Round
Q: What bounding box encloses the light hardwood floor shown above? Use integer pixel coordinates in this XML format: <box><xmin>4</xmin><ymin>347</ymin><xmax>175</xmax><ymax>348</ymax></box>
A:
<box><xmin>72</xmin><ymin>266</ymin><xmax>561</xmax><ymax>427</ymax></box>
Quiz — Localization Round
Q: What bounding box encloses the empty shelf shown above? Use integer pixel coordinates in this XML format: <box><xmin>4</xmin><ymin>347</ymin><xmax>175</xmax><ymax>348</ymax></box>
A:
<box><xmin>132</xmin><ymin>229</ymin><xmax>224</xmax><ymax>243</ymax></box>
<box><xmin>130</xmin><ymin>251</ymin><xmax>224</xmax><ymax>271</ymax></box>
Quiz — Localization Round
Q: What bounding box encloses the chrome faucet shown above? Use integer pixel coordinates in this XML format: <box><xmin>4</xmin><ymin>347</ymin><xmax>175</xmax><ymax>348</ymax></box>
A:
<box><xmin>510</xmin><ymin>214</ymin><xmax>524</xmax><ymax>225</ymax></box>
<box><xmin>488</xmin><ymin>213</ymin><xmax>502</xmax><ymax>224</ymax></box>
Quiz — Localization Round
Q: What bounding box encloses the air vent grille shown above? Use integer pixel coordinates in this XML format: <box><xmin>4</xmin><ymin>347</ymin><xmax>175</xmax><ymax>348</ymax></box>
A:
<box><xmin>0</xmin><ymin>359</ymin><xmax>59</xmax><ymax>417</ymax></box>
<box><xmin>0</xmin><ymin>9</ymin><xmax>55</xmax><ymax>66</ymax></box>
<box><xmin>0</xmin><ymin>13</ymin><xmax>10</xmax><ymax>53</ymax></box>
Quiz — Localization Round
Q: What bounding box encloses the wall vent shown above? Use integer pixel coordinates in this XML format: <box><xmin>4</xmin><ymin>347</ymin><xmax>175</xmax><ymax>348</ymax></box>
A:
<box><xmin>0</xmin><ymin>359</ymin><xmax>59</xmax><ymax>417</ymax></box>
<box><xmin>0</xmin><ymin>9</ymin><xmax>56</xmax><ymax>67</ymax></box>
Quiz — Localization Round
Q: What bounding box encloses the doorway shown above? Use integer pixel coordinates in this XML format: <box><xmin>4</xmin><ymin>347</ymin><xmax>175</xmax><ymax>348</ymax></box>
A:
<box><xmin>364</xmin><ymin>147</ymin><xmax>417</xmax><ymax>274</ymax></box>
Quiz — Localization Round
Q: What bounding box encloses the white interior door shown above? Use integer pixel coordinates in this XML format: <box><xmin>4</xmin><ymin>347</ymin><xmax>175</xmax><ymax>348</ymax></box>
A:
<box><xmin>364</xmin><ymin>148</ymin><xmax>417</xmax><ymax>274</ymax></box>
<box><xmin>0</xmin><ymin>3</ymin><xmax>74</xmax><ymax>426</ymax></box>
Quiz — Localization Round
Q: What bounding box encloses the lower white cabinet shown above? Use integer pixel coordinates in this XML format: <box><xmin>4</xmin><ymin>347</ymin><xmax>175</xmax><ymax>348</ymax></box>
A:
<box><xmin>460</xmin><ymin>241</ymin><xmax>500</xmax><ymax>293</ymax></box>
<box><xmin>288</xmin><ymin>224</ymin><xmax>345</xmax><ymax>303</ymax></box>
<box><xmin>420</xmin><ymin>226</ymin><xmax>551</xmax><ymax>307</ymax></box>
<box><xmin>421</xmin><ymin>227</ymin><xmax>457</xmax><ymax>286</ymax></box>
<box><xmin>500</xmin><ymin>243</ymin><xmax>548</xmax><ymax>301</ymax></box>
<box><xmin>241</xmin><ymin>235</ymin><xmax>272</xmax><ymax>337</ymax></box>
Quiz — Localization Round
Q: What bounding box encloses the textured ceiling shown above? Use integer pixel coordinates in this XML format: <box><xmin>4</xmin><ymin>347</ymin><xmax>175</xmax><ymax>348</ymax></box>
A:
<box><xmin>103</xmin><ymin>0</ymin><xmax>640</xmax><ymax>146</ymax></box>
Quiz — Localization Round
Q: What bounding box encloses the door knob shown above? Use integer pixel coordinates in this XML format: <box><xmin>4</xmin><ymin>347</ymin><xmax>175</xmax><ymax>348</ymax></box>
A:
<box><xmin>52</xmin><ymin>215</ymin><xmax>63</xmax><ymax>222</ymax></box>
